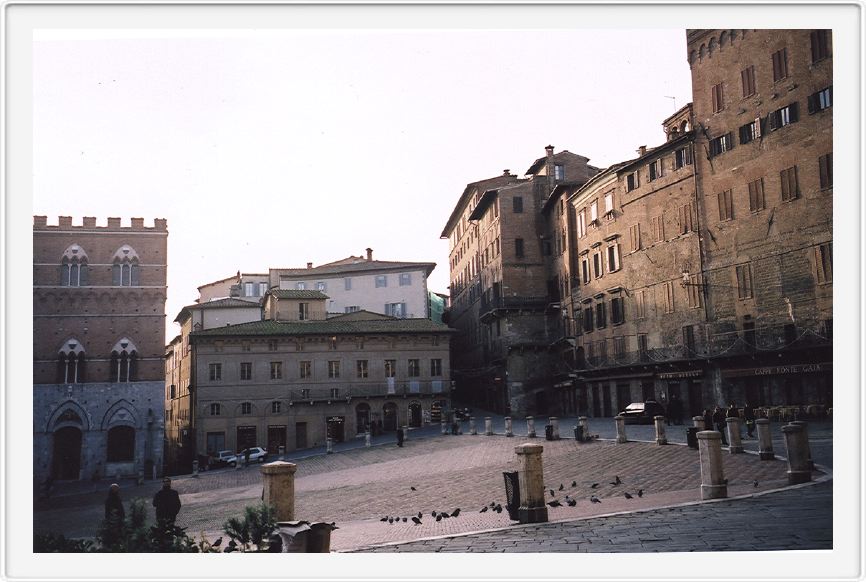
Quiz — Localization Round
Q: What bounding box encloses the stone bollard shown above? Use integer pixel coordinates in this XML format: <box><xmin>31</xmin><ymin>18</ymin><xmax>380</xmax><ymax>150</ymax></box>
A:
<box><xmin>261</xmin><ymin>461</ymin><xmax>298</xmax><ymax>521</ymax></box>
<box><xmin>526</xmin><ymin>416</ymin><xmax>536</xmax><ymax>438</ymax></box>
<box><xmin>782</xmin><ymin>424</ymin><xmax>811</xmax><ymax>484</ymax></box>
<box><xmin>441</xmin><ymin>420</ymin><xmax>448</xmax><ymax>435</ymax></box>
<box><xmin>402</xmin><ymin>426</ymin><xmax>408</xmax><ymax>442</ymax></box>
<box><xmin>614</xmin><ymin>415</ymin><xmax>628</xmax><ymax>444</ymax></box>
<box><xmin>485</xmin><ymin>417</ymin><xmax>493</xmax><ymax>436</ymax></box>
<box><xmin>790</xmin><ymin>421</ymin><xmax>814</xmax><ymax>470</ymax></box>
<box><xmin>514</xmin><ymin>443</ymin><xmax>548</xmax><ymax>524</ymax></box>
<box><xmin>365</xmin><ymin>432</ymin><xmax>371</xmax><ymax>448</ymax></box>
<box><xmin>697</xmin><ymin>430</ymin><xmax>727</xmax><ymax>500</ymax></box>
<box><xmin>692</xmin><ymin>416</ymin><xmax>705</xmax><ymax>430</ymax></box>
<box><xmin>726</xmin><ymin>417</ymin><xmax>744</xmax><ymax>453</ymax></box>
<box><xmin>505</xmin><ymin>417</ymin><xmax>513</xmax><ymax>437</ymax></box>
<box><xmin>278</xmin><ymin>445</ymin><xmax>286</xmax><ymax>460</ymax></box>
<box><xmin>470</xmin><ymin>417</ymin><xmax>477</xmax><ymax>435</ymax></box>
<box><xmin>326</xmin><ymin>438</ymin><xmax>333</xmax><ymax>454</ymax></box>
<box><xmin>192</xmin><ymin>459</ymin><xmax>199</xmax><ymax>477</ymax></box>
<box><xmin>578</xmin><ymin>416</ymin><xmax>588</xmax><ymax>435</ymax></box>
<box><xmin>549</xmin><ymin>417</ymin><xmax>560</xmax><ymax>440</ymax></box>
<box><xmin>654</xmin><ymin>415</ymin><xmax>668</xmax><ymax>445</ymax></box>
<box><xmin>756</xmin><ymin>418</ymin><xmax>774</xmax><ymax>460</ymax></box>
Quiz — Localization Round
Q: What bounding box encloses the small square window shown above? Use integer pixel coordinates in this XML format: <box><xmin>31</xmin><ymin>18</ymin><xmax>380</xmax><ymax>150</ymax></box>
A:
<box><xmin>399</xmin><ymin>273</ymin><xmax>411</xmax><ymax>286</ymax></box>
<box><xmin>375</xmin><ymin>275</ymin><xmax>387</xmax><ymax>288</ymax></box>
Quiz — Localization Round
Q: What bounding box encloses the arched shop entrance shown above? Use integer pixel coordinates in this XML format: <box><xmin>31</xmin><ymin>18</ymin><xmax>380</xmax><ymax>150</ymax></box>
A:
<box><xmin>383</xmin><ymin>402</ymin><xmax>398</xmax><ymax>431</ymax></box>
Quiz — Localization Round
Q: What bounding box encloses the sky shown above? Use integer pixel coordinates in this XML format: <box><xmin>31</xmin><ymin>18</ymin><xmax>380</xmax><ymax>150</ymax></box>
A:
<box><xmin>33</xmin><ymin>27</ymin><xmax>693</xmax><ymax>342</ymax></box>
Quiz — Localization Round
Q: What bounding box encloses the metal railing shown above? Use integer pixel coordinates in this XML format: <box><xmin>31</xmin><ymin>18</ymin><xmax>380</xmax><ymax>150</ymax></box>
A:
<box><xmin>285</xmin><ymin>380</ymin><xmax>448</xmax><ymax>402</ymax></box>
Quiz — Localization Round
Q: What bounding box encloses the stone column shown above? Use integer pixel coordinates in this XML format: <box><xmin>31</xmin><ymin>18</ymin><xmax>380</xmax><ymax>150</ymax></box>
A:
<box><xmin>654</xmin><ymin>415</ymin><xmax>668</xmax><ymax>445</ymax></box>
<box><xmin>485</xmin><ymin>417</ymin><xmax>493</xmax><ymax>436</ymax></box>
<box><xmin>469</xmin><ymin>417</ymin><xmax>477</xmax><ymax>435</ymax></box>
<box><xmin>549</xmin><ymin>417</ymin><xmax>560</xmax><ymax>440</ymax></box>
<box><xmin>756</xmin><ymin>418</ymin><xmax>774</xmax><ymax>460</ymax></box>
<box><xmin>514</xmin><ymin>443</ymin><xmax>548</xmax><ymax>524</ymax></box>
<box><xmin>726</xmin><ymin>417</ymin><xmax>744</xmax><ymax>453</ymax></box>
<box><xmin>261</xmin><ymin>461</ymin><xmax>297</xmax><ymax>521</ymax></box>
<box><xmin>790</xmin><ymin>420</ymin><xmax>814</xmax><ymax>470</ymax></box>
<box><xmin>505</xmin><ymin>417</ymin><xmax>513</xmax><ymax>437</ymax></box>
<box><xmin>782</xmin><ymin>424</ymin><xmax>811</xmax><ymax>484</ymax></box>
<box><xmin>697</xmin><ymin>430</ymin><xmax>727</xmax><ymax>500</ymax></box>
<box><xmin>441</xmin><ymin>420</ymin><xmax>448</xmax><ymax>435</ymax></box>
<box><xmin>692</xmin><ymin>416</ymin><xmax>705</xmax><ymax>430</ymax></box>
<box><xmin>614</xmin><ymin>415</ymin><xmax>627</xmax><ymax>444</ymax></box>
<box><xmin>365</xmin><ymin>432</ymin><xmax>371</xmax><ymax>448</ymax></box>
<box><xmin>526</xmin><ymin>416</ymin><xmax>536</xmax><ymax>438</ymax></box>
<box><xmin>192</xmin><ymin>460</ymin><xmax>199</xmax><ymax>477</ymax></box>
<box><xmin>326</xmin><ymin>438</ymin><xmax>333</xmax><ymax>454</ymax></box>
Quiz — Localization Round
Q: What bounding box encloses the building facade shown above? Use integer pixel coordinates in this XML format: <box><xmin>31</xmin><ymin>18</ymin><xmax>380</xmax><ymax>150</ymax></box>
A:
<box><xmin>34</xmin><ymin>216</ymin><xmax>167</xmax><ymax>482</ymax></box>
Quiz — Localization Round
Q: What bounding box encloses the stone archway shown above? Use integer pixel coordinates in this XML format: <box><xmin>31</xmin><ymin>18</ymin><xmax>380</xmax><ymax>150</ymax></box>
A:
<box><xmin>52</xmin><ymin>426</ymin><xmax>82</xmax><ymax>480</ymax></box>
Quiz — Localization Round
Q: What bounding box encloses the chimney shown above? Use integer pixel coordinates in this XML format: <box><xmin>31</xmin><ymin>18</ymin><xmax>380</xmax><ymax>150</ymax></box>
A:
<box><xmin>366</xmin><ymin>248</ymin><xmax>373</xmax><ymax>261</ymax></box>
<box><xmin>637</xmin><ymin>145</ymin><xmax>647</xmax><ymax>156</ymax></box>
<box><xmin>306</xmin><ymin>262</ymin><xmax>313</xmax><ymax>269</ymax></box>
<box><xmin>545</xmin><ymin>145</ymin><xmax>555</xmax><ymax>157</ymax></box>
<box><xmin>503</xmin><ymin>169</ymin><xmax>511</xmax><ymax>176</ymax></box>
<box><xmin>34</xmin><ymin>216</ymin><xmax>47</xmax><ymax>227</ymax></box>
<box><xmin>82</xmin><ymin>217</ymin><xmax>96</xmax><ymax>228</ymax></box>
<box><xmin>58</xmin><ymin>216</ymin><xmax>72</xmax><ymax>228</ymax></box>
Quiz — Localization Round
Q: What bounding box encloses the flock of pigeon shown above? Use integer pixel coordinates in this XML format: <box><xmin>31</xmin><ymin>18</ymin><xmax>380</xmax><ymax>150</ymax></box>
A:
<box><xmin>545</xmin><ymin>476</ymin><xmax>645</xmax><ymax>509</ymax></box>
<box><xmin>380</xmin><ymin>507</ymin><xmax>465</xmax><ymax>526</ymax></box>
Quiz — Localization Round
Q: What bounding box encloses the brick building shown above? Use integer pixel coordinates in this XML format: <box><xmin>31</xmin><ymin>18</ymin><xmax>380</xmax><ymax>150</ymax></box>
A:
<box><xmin>33</xmin><ymin>216</ymin><xmax>167</xmax><ymax>483</ymax></box>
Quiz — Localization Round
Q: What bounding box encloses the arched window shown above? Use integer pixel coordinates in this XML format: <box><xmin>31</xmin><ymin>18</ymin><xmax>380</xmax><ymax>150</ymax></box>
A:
<box><xmin>112</xmin><ymin>245</ymin><xmax>140</xmax><ymax>286</ymax></box>
<box><xmin>57</xmin><ymin>338</ymin><xmax>86</xmax><ymax>383</ymax></box>
<box><xmin>60</xmin><ymin>244</ymin><xmax>89</xmax><ymax>287</ymax></box>
<box><xmin>110</xmin><ymin>338</ymin><xmax>138</xmax><ymax>383</ymax></box>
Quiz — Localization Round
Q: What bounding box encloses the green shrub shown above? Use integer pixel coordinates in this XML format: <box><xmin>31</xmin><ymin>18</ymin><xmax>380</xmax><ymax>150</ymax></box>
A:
<box><xmin>222</xmin><ymin>503</ymin><xmax>277</xmax><ymax>552</ymax></box>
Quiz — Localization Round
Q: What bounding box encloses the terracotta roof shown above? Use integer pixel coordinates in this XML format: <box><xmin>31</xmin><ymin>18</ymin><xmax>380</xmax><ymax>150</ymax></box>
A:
<box><xmin>190</xmin><ymin>317</ymin><xmax>456</xmax><ymax>338</ymax></box>
<box><xmin>271</xmin><ymin>260</ymin><xmax>435</xmax><ymax>278</ymax></box>
<box><xmin>269</xmin><ymin>289</ymin><xmax>330</xmax><ymax>300</ymax></box>
<box><xmin>440</xmin><ymin>174</ymin><xmax>522</xmax><ymax>238</ymax></box>
<box><xmin>525</xmin><ymin>150</ymin><xmax>590</xmax><ymax>176</ymax></box>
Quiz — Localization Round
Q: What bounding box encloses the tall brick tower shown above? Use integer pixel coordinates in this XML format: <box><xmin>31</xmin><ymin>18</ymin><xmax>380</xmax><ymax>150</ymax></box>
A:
<box><xmin>33</xmin><ymin>216</ymin><xmax>168</xmax><ymax>482</ymax></box>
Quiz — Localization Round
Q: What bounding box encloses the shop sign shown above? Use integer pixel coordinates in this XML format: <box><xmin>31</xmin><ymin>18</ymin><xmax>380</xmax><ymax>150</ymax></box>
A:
<box><xmin>657</xmin><ymin>370</ymin><xmax>703</xmax><ymax>379</ymax></box>
<box><xmin>724</xmin><ymin>363</ymin><xmax>830</xmax><ymax>378</ymax></box>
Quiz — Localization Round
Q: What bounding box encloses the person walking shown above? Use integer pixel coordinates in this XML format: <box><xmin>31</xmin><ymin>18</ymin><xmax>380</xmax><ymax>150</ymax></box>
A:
<box><xmin>743</xmin><ymin>402</ymin><xmax>756</xmax><ymax>438</ymax></box>
<box><xmin>103</xmin><ymin>483</ymin><xmax>125</xmax><ymax>546</ymax></box>
<box><xmin>712</xmin><ymin>406</ymin><xmax>728</xmax><ymax>445</ymax></box>
<box><xmin>396</xmin><ymin>426</ymin><xmax>404</xmax><ymax>447</ymax></box>
<box><xmin>153</xmin><ymin>477</ymin><xmax>181</xmax><ymax>527</ymax></box>
<box><xmin>702</xmin><ymin>408</ymin><xmax>714</xmax><ymax>433</ymax></box>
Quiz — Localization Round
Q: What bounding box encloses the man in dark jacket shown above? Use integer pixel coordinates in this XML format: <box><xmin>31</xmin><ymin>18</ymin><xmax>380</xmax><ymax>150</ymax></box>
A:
<box><xmin>712</xmin><ymin>406</ymin><xmax>729</xmax><ymax>445</ymax></box>
<box><xmin>153</xmin><ymin>477</ymin><xmax>181</xmax><ymax>526</ymax></box>
<box><xmin>743</xmin><ymin>402</ymin><xmax>756</xmax><ymax>438</ymax></box>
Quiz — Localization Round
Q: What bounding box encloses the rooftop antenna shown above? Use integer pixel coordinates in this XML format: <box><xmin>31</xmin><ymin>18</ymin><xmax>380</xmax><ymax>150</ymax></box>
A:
<box><xmin>664</xmin><ymin>96</ymin><xmax>677</xmax><ymax>111</ymax></box>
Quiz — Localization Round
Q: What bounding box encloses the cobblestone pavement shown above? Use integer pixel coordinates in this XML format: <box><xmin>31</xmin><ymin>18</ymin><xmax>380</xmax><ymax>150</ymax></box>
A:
<box><xmin>34</xmin><ymin>416</ymin><xmax>831</xmax><ymax>552</ymax></box>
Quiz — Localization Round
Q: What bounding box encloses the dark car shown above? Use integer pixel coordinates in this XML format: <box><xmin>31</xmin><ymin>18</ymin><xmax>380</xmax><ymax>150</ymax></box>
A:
<box><xmin>619</xmin><ymin>401</ymin><xmax>666</xmax><ymax>424</ymax></box>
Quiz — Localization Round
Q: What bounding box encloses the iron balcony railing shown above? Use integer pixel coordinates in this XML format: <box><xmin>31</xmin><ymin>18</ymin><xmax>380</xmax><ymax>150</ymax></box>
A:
<box><xmin>284</xmin><ymin>380</ymin><xmax>449</xmax><ymax>403</ymax></box>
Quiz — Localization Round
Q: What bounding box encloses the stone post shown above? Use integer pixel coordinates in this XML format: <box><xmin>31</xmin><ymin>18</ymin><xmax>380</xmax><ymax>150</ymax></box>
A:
<box><xmin>469</xmin><ymin>417</ymin><xmax>477</xmax><ymax>435</ymax></box>
<box><xmin>326</xmin><ymin>438</ymin><xmax>333</xmax><ymax>454</ymax></box>
<box><xmin>514</xmin><ymin>443</ymin><xmax>548</xmax><ymax>524</ymax></box>
<box><xmin>485</xmin><ymin>417</ymin><xmax>493</xmax><ymax>436</ymax></box>
<box><xmin>654</xmin><ymin>415</ymin><xmax>667</xmax><ymax>445</ymax></box>
<box><xmin>365</xmin><ymin>432</ymin><xmax>371</xmax><ymax>447</ymax></box>
<box><xmin>526</xmin><ymin>416</ymin><xmax>536</xmax><ymax>438</ymax></box>
<box><xmin>726</xmin><ymin>417</ymin><xmax>744</xmax><ymax>453</ymax></box>
<box><xmin>614</xmin><ymin>415</ymin><xmax>627</xmax><ymax>444</ymax></box>
<box><xmin>756</xmin><ymin>418</ymin><xmax>774</xmax><ymax>460</ymax></box>
<box><xmin>692</xmin><ymin>416</ymin><xmax>705</xmax><ymax>430</ymax></box>
<box><xmin>578</xmin><ymin>416</ymin><xmax>588</xmax><ymax>435</ymax></box>
<box><xmin>697</xmin><ymin>430</ymin><xmax>727</xmax><ymax>500</ymax></box>
<box><xmin>235</xmin><ymin>457</ymin><xmax>242</xmax><ymax>471</ymax></box>
<box><xmin>441</xmin><ymin>420</ymin><xmax>448</xmax><ymax>435</ymax></box>
<box><xmin>261</xmin><ymin>461</ymin><xmax>297</xmax><ymax>521</ymax></box>
<box><xmin>192</xmin><ymin>459</ymin><xmax>199</xmax><ymax>477</ymax></box>
<box><xmin>278</xmin><ymin>445</ymin><xmax>285</xmax><ymax>460</ymax></box>
<box><xmin>782</xmin><ymin>424</ymin><xmax>811</xmax><ymax>484</ymax></box>
<box><xmin>402</xmin><ymin>426</ymin><xmax>408</xmax><ymax>442</ymax></box>
<box><xmin>505</xmin><ymin>417</ymin><xmax>513</xmax><ymax>437</ymax></box>
<box><xmin>549</xmin><ymin>417</ymin><xmax>560</xmax><ymax>440</ymax></box>
<box><xmin>790</xmin><ymin>421</ymin><xmax>814</xmax><ymax>470</ymax></box>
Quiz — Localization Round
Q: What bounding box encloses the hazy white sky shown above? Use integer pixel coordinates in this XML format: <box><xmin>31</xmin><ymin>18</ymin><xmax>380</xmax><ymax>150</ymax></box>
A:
<box><xmin>34</xmin><ymin>27</ymin><xmax>693</xmax><ymax>340</ymax></box>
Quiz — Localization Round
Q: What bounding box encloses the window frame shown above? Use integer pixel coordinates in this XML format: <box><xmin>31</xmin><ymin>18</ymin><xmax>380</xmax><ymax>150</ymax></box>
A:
<box><xmin>772</xmin><ymin>47</ymin><xmax>789</xmax><ymax>82</ymax></box>
<box><xmin>208</xmin><ymin>363</ymin><xmax>222</xmax><ymax>382</ymax></box>
<box><xmin>780</xmin><ymin>165</ymin><xmax>800</xmax><ymax>202</ymax></box>
<box><xmin>741</xmin><ymin>65</ymin><xmax>756</xmax><ymax>98</ymax></box>
<box><xmin>748</xmin><ymin>177</ymin><xmax>766</xmax><ymax>212</ymax></box>
<box><xmin>328</xmin><ymin>360</ymin><xmax>341</xmax><ymax>379</ymax></box>
<box><xmin>240</xmin><ymin>362</ymin><xmax>252</xmax><ymax>381</ymax></box>
<box><xmin>270</xmin><ymin>361</ymin><xmax>283</xmax><ymax>380</ymax></box>
<box><xmin>736</xmin><ymin>264</ymin><xmax>755</xmax><ymax>299</ymax></box>
<box><xmin>717</xmin><ymin>189</ymin><xmax>734</xmax><ymax>221</ymax></box>
<box><xmin>818</xmin><ymin>153</ymin><xmax>833</xmax><ymax>189</ymax></box>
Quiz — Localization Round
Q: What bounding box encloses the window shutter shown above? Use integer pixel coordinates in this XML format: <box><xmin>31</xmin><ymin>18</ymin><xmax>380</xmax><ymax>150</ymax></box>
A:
<box><xmin>790</xmin><ymin>101</ymin><xmax>799</xmax><ymax>123</ymax></box>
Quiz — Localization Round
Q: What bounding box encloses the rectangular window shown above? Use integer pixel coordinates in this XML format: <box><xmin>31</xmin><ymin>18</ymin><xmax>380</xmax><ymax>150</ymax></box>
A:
<box><xmin>592</xmin><ymin>251</ymin><xmax>603</xmax><ymax>279</ymax></box>
<box><xmin>717</xmin><ymin>189</ymin><xmax>734</xmax><ymax>221</ymax></box>
<box><xmin>515</xmin><ymin>238</ymin><xmax>525</xmax><ymax>258</ymax></box>
<box><xmin>385</xmin><ymin>302</ymin><xmax>406</xmax><ymax>317</ymax></box>
<box><xmin>613</xmin><ymin>336</ymin><xmax>626</xmax><ymax>359</ymax></box>
<box><xmin>300</xmin><ymin>388</ymin><xmax>310</xmax><ymax>399</ymax></box>
<box><xmin>748</xmin><ymin>178</ymin><xmax>766</xmax><ymax>212</ymax></box>
<box><xmin>819</xmin><ymin>153</ymin><xmax>833</xmax><ymax>189</ymax></box>
<box><xmin>629</xmin><ymin>224</ymin><xmax>641</xmax><ymax>252</ymax></box>
<box><xmin>604</xmin><ymin>191</ymin><xmax>614</xmax><ymax>215</ymax></box>
<box><xmin>780</xmin><ymin>166</ymin><xmax>800</xmax><ymax>201</ymax></box>
<box><xmin>210</xmin><ymin>403</ymin><xmax>220</xmax><ymax>416</ymax></box>
<box><xmin>295</xmin><ymin>282</ymin><xmax>306</xmax><ymax>290</ymax></box>
<box><xmin>245</xmin><ymin>282</ymin><xmax>254</xmax><ymax>296</ymax></box>
<box><xmin>649</xmin><ymin>159</ymin><xmax>664</xmax><ymax>182</ymax></box>
<box><xmin>772</xmin><ymin>47</ymin><xmax>788</xmax><ymax>82</ymax></box>
<box><xmin>344</xmin><ymin>305</ymin><xmax>360</xmax><ymax>313</ymax></box>
<box><xmin>316</xmin><ymin>281</ymin><xmax>327</xmax><ymax>292</ymax></box>
<box><xmin>663</xmin><ymin>281</ymin><xmax>675</xmax><ymax>313</ymax></box>
<box><xmin>810</xmin><ymin>30</ymin><xmax>831</xmax><ymax>63</ymax></box>
<box><xmin>299</xmin><ymin>361</ymin><xmax>311</xmax><ymax>379</ymax></box>
<box><xmin>268</xmin><ymin>340</ymin><xmax>278</xmax><ymax>352</ymax></box>
<box><xmin>356</xmin><ymin>360</ymin><xmax>368</xmax><ymax>378</ymax></box>
<box><xmin>590</xmin><ymin>200</ymin><xmax>599</xmax><ymax>222</ymax></box>
<box><xmin>298</xmin><ymin>302</ymin><xmax>310</xmax><ymax>321</ymax></box>
<box><xmin>635</xmin><ymin>289</ymin><xmax>647</xmax><ymax>319</ymax></box>
<box><xmin>686</xmin><ymin>274</ymin><xmax>702</xmax><ymax>308</ymax></box>
<box><xmin>651</xmin><ymin>215</ymin><xmax>665</xmax><ymax>242</ymax></box>
<box><xmin>808</xmin><ymin>86</ymin><xmax>832</xmax><ymax>113</ymax></box>
<box><xmin>611</xmin><ymin>297</ymin><xmax>625</xmax><ymax>325</ymax></box>
<box><xmin>344</xmin><ymin>277</ymin><xmax>352</xmax><ymax>290</ymax></box>
<box><xmin>430</xmin><ymin>358</ymin><xmax>442</xmax><ymax>376</ymax></box>
<box><xmin>580</xmin><ymin>256</ymin><xmax>590</xmax><ymax>284</ymax></box>
<box><xmin>209</xmin><ymin>363</ymin><xmax>222</xmax><ymax>381</ymax></box>
<box><xmin>270</xmin><ymin>361</ymin><xmax>282</xmax><ymax>380</ymax></box>
<box><xmin>768</xmin><ymin>102</ymin><xmax>799</xmax><ymax>131</ymax></box>
<box><xmin>638</xmin><ymin>334</ymin><xmax>649</xmax><ymax>361</ymax></box>
<box><xmin>272</xmin><ymin>401</ymin><xmax>281</xmax><ymax>413</ymax></box>
<box><xmin>513</xmin><ymin>196</ymin><xmax>523</xmax><ymax>213</ymax></box>
<box><xmin>595</xmin><ymin>302</ymin><xmax>607</xmax><ymax>329</ymax></box>
<box><xmin>815</xmin><ymin>243</ymin><xmax>832</xmax><ymax>284</ymax></box>
<box><xmin>582</xmin><ymin>307</ymin><xmax>594</xmax><ymax>333</ymax></box>
<box><xmin>739</xmin><ymin>118</ymin><xmax>762</xmax><ymax>144</ymax></box>
<box><xmin>328</xmin><ymin>361</ymin><xmax>340</xmax><ymax>379</ymax></box>
<box><xmin>241</xmin><ymin>402</ymin><xmax>252</xmax><ymax>415</ymax></box>
<box><xmin>259</xmin><ymin>282</ymin><xmax>268</xmax><ymax>296</ymax></box>
<box><xmin>384</xmin><ymin>359</ymin><xmax>396</xmax><ymax>378</ymax></box>
<box><xmin>741</xmin><ymin>65</ymin><xmax>756</xmax><ymax>97</ymax></box>
<box><xmin>711</xmin><ymin>82</ymin><xmax>725</xmax><ymax>113</ymax></box>
<box><xmin>330</xmin><ymin>388</ymin><xmax>340</xmax><ymax>399</ymax></box>
<box><xmin>554</xmin><ymin>164</ymin><xmax>565</xmax><ymax>180</ymax></box>
<box><xmin>736</xmin><ymin>264</ymin><xmax>754</xmax><ymax>299</ymax></box>
<box><xmin>678</xmin><ymin>203</ymin><xmax>694</xmax><ymax>234</ymax></box>
<box><xmin>408</xmin><ymin>359</ymin><xmax>420</xmax><ymax>377</ymax></box>
<box><xmin>240</xmin><ymin>362</ymin><xmax>252</xmax><ymax>381</ymax></box>
<box><xmin>626</xmin><ymin>171</ymin><xmax>640</xmax><ymax>192</ymax></box>
<box><xmin>606</xmin><ymin>243</ymin><xmax>621</xmax><ymax>273</ymax></box>
<box><xmin>674</xmin><ymin>147</ymin><xmax>690</xmax><ymax>171</ymax></box>
<box><xmin>375</xmin><ymin>275</ymin><xmax>387</xmax><ymax>288</ymax></box>
<box><xmin>399</xmin><ymin>273</ymin><xmax>411</xmax><ymax>286</ymax></box>
<box><xmin>709</xmin><ymin>133</ymin><xmax>733</xmax><ymax>157</ymax></box>
<box><xmin>577</xmin><ymin>209</ymin><xmax>587</xmax><ymax>238</ymax></box>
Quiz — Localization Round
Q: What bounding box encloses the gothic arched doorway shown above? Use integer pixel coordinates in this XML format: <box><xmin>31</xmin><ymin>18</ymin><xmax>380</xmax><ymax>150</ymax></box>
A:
<box><xmin>52</xmin><ymin>426</ymin><xmax>82</xmax><ymax>480</ymax></box>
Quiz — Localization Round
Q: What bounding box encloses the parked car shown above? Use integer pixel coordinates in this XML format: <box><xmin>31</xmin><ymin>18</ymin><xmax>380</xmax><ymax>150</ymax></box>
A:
<box><xmin>238</xmin><ymin>446</ymin><xmax>268</xmax><ymax>464</ymax></box>
<box><xmin>619</xmin><ymin>401</ymin><xmax>666</xmax><ymax>425</ymax></box>
<box><xmin>212</xmin><ymin>450</ymin><xmax>238</xmax><ymax>468</ymax></box>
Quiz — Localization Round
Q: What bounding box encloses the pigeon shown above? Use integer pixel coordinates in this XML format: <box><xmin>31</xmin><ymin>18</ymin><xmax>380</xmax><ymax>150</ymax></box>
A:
<box><xmin>451</xmin><ymin>508</ymin><xmax>461</xmax><ymax>517</ymax></box>
<box><xmin>754</xmin><ymin>480</ymin><xmax>759</xmax><ymax>488</ymax></box>
<box><xmin>494</xmin><ymin>504</ymin><xmax>503</xmax><ymax>513</ymax></box>
<box><xmin>637</xmin><ymin>489</ymin><xmax>644</xmax><ymax>498</ymax></box>
<box><xmin>212</xmin><ymin>537</ymin><xmax>223</xmax><ymax>547</ymax></box>
<box><xmin>402</xmin><ymin>517</ymin><xmax>407</xmax><ymax>523</ymax></box>
<box><xmin>624</xmin><ymin>492</ymin><xmax>633</xmax><ymax>499</ymax></box>
<box><xmin>412</xmin><ymin>516</ymin><xmax>422</xmax><ymax>525</ymax></box>
<box><xmin>490</xmin><ymin>502</ymin><xmax>496</xmax><ymax>507</ymax></box>
<box><xmin>480</xmin><ymin>506</ymin><xmax>489</xmax><ymax>513</ymax></box>
<box><xmin>615</xmin><ymin>476</ymin><xmax>622</xmax><ymax>485</ymax></box>
<box><xmin>559</xmin><ymin>484</ymin><xmax>564</xmax><ymax>491</ymax></box>
<box><xmin>571</xmin><ymin>481</ymin><xmax>577</xmax><ymax>488</ymax></box>
<box><xmin>431</xmin><ymin>511</ymin><xmax>437</xmax><ymax>518</ymax></box>
<box><xmin>440</xmin><ymin>511</ymin><xmax>450</xmax><ymax>518</ymax></box>
<box><xmin>380</xmin><ymin>517</ymin><xmax>389</xmax><ymax>522</ymax></box>
<box><xmin>410</xmin><ymin>486</ymin><xmax>416</xmax><ymax>491</ymax></box>
<box><xmin>435</xmin><ymin>514</ymin><xmax>443</xmax><ymax>522</ymax></box>
<box><xmin>590</xmin><ymin>495</ymin><xmax>601</xmax><ymax>503</ymax></box>
<box><xmin>547</xmin><ymin>499</ymin><xmax>562</xmax><ymax>507</ymax></box>
<box><xmin>418</xmin><ymin>511</ymin><xmax>423</xmax><ymax>519</ymax></box>
<box><xmin>550</xmin><ymin>489</ymin><xmax>555</xmax><ymax>497</ymax></box>
<box><xmin>591</xmin><ymin>483</ymin><xmax>599</xmax><ymax>489</ymax></box>
<box><xmin>566</xmin><ymin>498</ymin><xmax>577</xmax><ymax>507</ymax></box>
<box><xmin>388</xmin><ymin>517</ymin><xmax>394</xmax><ymax>524</ymax></box>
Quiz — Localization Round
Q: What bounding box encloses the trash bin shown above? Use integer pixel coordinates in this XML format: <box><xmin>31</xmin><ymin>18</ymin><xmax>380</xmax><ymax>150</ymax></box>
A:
<box><xmin>573</xmin><ymin>425</ymin><xmax>585</xmax><ymax>442</ymax></box>
<box><xmin>686</xmin><ymin>427</ymin><xmax>699</xmax><ymax>449</ymax></box>
<box><xmin>502</xmin><ymin>471</ymin><xmax>520</xmax><ymax>521</ymax></box>
<box><xmin>545</xmin><ymin>424</ymin><xmax>554</xmax><ymax>441</ymax></box>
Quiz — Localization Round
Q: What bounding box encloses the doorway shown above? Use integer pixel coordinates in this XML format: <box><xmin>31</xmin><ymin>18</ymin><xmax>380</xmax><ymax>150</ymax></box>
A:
<box><xmin>355</xmin><ymin>403</ymin><xmax>371</xmax><ymax>434</ymax></box>
<box><xmin>383</xmin><ymin>403</ymin><xmax>398</xmax><ymax>431</ymax></box>
<box><xmin>52</xmin><ymin>426</ymin><xmax>82</xmax><ymax>480</ymax></box>
<box><xmin>408</xmin><ymin>402</ymin><xmax>422</xmax><ymax>427</ymax></box>
<box><xmin>295</xmin><ymin>422</ymin><xmax>308</xmax><ymax>450</ymax></box>
<box><xmin>326</xmin><ymin>416</ymin><xmax>345</xmax><ymax>443</ymax></box>
<box><xmin>267</xmin><ymin>425</ymin><xmax>286</xmax><ymax>454</ymax></box>
<box><xmin>236</xmin><ymin>426</ymin><xmax>257</xmax><ymax>451</ymax></box>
